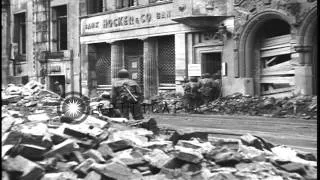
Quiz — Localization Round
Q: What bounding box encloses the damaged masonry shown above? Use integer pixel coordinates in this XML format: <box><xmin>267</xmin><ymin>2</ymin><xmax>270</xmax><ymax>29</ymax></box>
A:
<box><xmin>1</xmin><ymin>81</ymin><xmax>317</xmax><ymax>179</ymax></box>
<box><xmin>1</xmin><ymin>0</ymin><xmax>318</xmax><ymax>180</ymax></box>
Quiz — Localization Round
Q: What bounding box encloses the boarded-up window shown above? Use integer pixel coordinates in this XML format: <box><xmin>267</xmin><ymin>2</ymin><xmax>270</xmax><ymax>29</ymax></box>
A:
<box><xmin>158</xmin><ymin>35</ymin><xmax>175</xmax><ymax>84</ymax></box>
<box><xmin>260</xmin><ymin>34</ymin><xmax>294</xmax><ymax>96</ymax></box>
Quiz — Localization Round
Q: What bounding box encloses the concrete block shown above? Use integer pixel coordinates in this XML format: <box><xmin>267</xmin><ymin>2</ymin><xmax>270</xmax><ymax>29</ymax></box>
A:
<box><xmin>143</xmin><ymin>149</ymin><xmax>171</xmax><ymax>169</ymax></box>
<box><xmin>3</xmin><ymin>155</ymin><xmax>44</xmax><ymax>180</ymax></box>
<box><xmin>84</xmin><ymin>171</ymin><xmax>102</xmax><ymax>180</ymax></box>
<box><xmin>74</xmin><ymin>158</ymin><xmax>96</xmax><ymax>174</ymax></box>
<box><xmin>83</xmin><ymin>149</ymin><xmax>106</xmax><ymax>163</ymax></box>
<box><xmin>175</xmin><ymin>146</ymin><xmax>203</xmax><ymax>164</ymax></box>
<box><xmin>44</xmin><ymin>139</ymin><xmax>79</xmax><ymax>158</ymax></box>
<box><xmin>92</xmin><ymin>160</ymin><xmax>142</xmax><ymax>180</ymax></box>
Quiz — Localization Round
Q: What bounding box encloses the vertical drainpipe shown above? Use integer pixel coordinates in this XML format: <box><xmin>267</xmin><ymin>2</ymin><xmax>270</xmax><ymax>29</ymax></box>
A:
<box><xmin>79</xmin><ymin>11</ymin><xmax>82</xmax><ymax>94</ymax></box>
<box><xmin>47</xmin><ymin>0</ymin><xmax>51</xmax><ymax>89</ymax></box>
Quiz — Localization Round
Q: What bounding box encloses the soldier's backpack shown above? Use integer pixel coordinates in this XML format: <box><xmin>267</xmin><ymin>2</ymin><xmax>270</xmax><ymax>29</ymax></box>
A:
<box><xmin>119</xmin><ymin>84</ymin><xmax>138</xmax><ymax>103</ymax></box>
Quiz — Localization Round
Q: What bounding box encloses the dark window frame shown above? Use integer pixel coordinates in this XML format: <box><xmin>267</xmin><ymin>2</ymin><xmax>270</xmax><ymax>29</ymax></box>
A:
<box><xmin>52</xmin><ymin>5</ymin><xmax>68</xmax><ymax>51</ymax></box>
<box><xmin>14</xmin><ymin>13</ymin><xmax>26</xmax><ymax>55</ymax></box>
<box><xmin>116</xmin><ymin>0</ymin><xmax>135</xmax><ymax>9</ymax></box>
<box><xmin>87</xmin><ymin>0</ymin><xmax>104</xmax><ymax>14</ymax></box>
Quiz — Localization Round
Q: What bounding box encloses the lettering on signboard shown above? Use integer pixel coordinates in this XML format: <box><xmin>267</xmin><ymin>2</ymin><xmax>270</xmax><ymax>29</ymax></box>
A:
<box><xmin>83</xmin><ymin>10</ymin><xmax>172</xmax><ymax>33</ymax></box>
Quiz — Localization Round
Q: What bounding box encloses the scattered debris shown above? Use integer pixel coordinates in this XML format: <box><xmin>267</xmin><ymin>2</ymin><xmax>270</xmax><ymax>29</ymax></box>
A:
<box><xmin>150</xmin><ymin>92</ymin><xmax>317</xmax><ymax>119</ymax></box>
<box><xmin>1</xmin><ymin>83</ymin><xmax>317</xmax><ymax>179</ymax></box>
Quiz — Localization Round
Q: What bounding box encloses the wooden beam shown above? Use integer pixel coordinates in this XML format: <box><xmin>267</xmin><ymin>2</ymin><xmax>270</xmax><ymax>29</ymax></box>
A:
<box><xmin>261</xmin><ymin>69</ymin><xmax>295</xmax><ymax>76</ymax></box>
<box><xmin>262</xmin><ymin>60</ymin><xmax>292</xmax><ymax>72</ymax></box>
<box><xmin>260</xmin><ymin>46</ymin><xmax>291</xmax><ymax>58</ymax></box>
<box><xmin>266</xmin><ymin>56</ymin><xmax>277</xmax><ymax>66</ymax></box>
<box><xmin>262</xmin><ymin>86</ymin><xmax>295</xmax><ymax>95</ymax></box>
<box><xmin>261</xmin><ymin>34</ymin><xmax>291</xmax><ymax>48</ymax></box>
<box><xmin>261</xmin><ymin>76</ymin><xmax>295</xmax><ymax>85</ymax></box>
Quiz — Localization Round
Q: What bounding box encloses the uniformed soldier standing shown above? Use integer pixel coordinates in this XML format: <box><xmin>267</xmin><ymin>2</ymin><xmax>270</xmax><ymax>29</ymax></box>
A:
<box><xmin>183</xmin><ymin>76</ymin><xmax>201</xmax><ymax>112</ymax></box>
<box><xmin>54</xmin><ymin>81</ymin><xmax>65</xmax><ymax>97</ymax></box>
<box><xmin>111</xmin><ymin>69</ymin><xmax>144</xmax><ymax>120</ymax></box>
<box><xmin>199</xmin><ymin>73</ymin><xmax>215</xmax><ymax>106</ymax></box>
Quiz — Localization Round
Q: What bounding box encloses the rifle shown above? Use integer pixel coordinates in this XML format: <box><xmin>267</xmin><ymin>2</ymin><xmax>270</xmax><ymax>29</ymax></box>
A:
<box><xmin>123</xmin><ymin>84</ymin><xmax>138</xmax><ymax>103</ymax></box>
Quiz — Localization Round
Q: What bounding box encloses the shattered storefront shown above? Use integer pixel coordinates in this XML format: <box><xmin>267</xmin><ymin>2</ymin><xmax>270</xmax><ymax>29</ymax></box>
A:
<box><xmin>79</xmin><ymin>1</ymin><xmax>235</xmax><ymax>98</ymax></box>
<box><xmin>233</xmin><ymin>0</ymin><xmax>317</xmax><ymax>97</ymax></box>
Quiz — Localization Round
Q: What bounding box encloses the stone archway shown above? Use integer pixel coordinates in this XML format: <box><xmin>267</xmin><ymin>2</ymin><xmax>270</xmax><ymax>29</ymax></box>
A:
<box><xmin>297</xmin><ymin>7</ymin><xmax>317</xmax><ymax>95</ymax></box>
<box><xmin>238</xmin><ymin>10</ymin><xmax>295</xmax><ymax>96</ymax></box>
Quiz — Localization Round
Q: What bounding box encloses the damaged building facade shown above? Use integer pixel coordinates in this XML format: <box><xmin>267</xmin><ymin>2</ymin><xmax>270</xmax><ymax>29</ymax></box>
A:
<box><xmin>79</xmin><ymin>0</ymin><xmax>317</xmax><ymax>98</ymax></box>
<box><xmin>4</xmin><ymin>0</ymin><xmax>81</xmax><ymax>93</ymax></box>
<box><xmin>3</xmin><ymin>0</ymin><xmax>317</xmax><ymax>98</ymax></box>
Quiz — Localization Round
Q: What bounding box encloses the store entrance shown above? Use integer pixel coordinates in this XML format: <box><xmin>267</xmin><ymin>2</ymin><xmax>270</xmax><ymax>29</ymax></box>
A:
<box><xmin>201</xmin><ymin>52</ymin><xmax>221</xmax><ymax>77</ymax></box>
<box><xmin>126</xmin><ymin>55</ymin><xmax>143</xmax><ymax>86</ymax></box>
<box><xmin>49</xmin><ymin>75</ymin><xmax>65</xmax><ymax>97</ymax></box>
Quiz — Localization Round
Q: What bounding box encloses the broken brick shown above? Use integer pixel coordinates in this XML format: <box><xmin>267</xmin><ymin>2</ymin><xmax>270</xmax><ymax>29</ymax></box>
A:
<box><xmin>175</xmin><ymin>146</ymin><xmax>203</xmax><ymax>164</ymax></box>
<box><xmin>44</xmin><ymin>139</ymin><xmax>79</xmax><ymax>158</ymax></box>
<box><xmin>40</xmin><ymin>172</ymin><xmax>78</xmax><ymax>180</ymax></box>
<box><xmin>3</xmin><ymin>155</ymin><xmax>45</xmax><ymax>180</ymax></box>
<box><xmin>84</xmin><ymin>171</ymin><xmax>102</xmax><ymax>180</ymax></box>
<box><xmin>92</xmin><ymin>160</ymin><xmax>142</xmax><ymax>180</ymax></box>
<box><xmin>97</xmin><ymin>143</ymin><xmax>114</xmax><ymax>158</ymax></box>
<box><xmin>144</xmin><ymin>149</ymin><xmax>171</xmax><ymax>169</ymax></box>
<box><xmin>169</xmin><ymin>130</ymin><xmax>208</xmax><ymax>145</ymax></box>
<box><xmin>74</xmin><ymin>158</ymin><xmax>96</xmax><ymax>174</ymax></box>
<box><xmin>114</xmin><ymin>149</ymin><xmax>146</xmax><ymax>167</ymax></box>
<box><xmin>83</xmin><ymin>149</ymin><xmax>106</xmax><ymax>163</ymax></box>
<box><xmin>104</xmin><ymin>139</ymin><xmax>132</xmax><ymax>152</ymax></box>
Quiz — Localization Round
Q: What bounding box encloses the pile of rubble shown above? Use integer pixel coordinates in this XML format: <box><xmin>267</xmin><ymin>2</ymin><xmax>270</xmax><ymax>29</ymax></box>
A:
<box><xmin>151</xmin><ymin>92</ymin><xmax>317</xmax><ymax>119</ymax></box>
<box><xmin>2</xmin><ymin>113</ymin><xmax>317</xmax><ymax>180</ymax></box>
<box><xmin>1</xmin><ymin>83</ymin><xmax>317</xmax><ymax>179</ymax></box>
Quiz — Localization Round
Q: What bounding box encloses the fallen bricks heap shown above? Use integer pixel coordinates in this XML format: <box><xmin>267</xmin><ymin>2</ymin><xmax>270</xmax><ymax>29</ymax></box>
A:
<box><xmin>149</xmin><ymin>92</ymin><xmax>317</xmax><ymax>119</ymax></box>
<box><xmin>1</xmin><ymin>83</ymin><xmax>318</xmax><ymax>180</ymax></box>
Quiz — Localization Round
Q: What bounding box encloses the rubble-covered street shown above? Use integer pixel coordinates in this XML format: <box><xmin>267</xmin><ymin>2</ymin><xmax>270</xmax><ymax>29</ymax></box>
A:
<box><xmin>148</xmin><ymin>92</ymin><xmax>317</xmax><ymax>120</ymax></box>
<box><xmin>1</xmin><ymin>82</ymin><xmax>317</xmax><ymax>180</ymax></box>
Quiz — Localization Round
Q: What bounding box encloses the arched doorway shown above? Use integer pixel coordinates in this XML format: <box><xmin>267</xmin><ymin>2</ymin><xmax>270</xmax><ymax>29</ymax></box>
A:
<box><xmin>255</xmin><ymin>19</ymin><xmax>292</xmax><ymax>96</ymax></box>
<box><xmin>297</xmin><ymin>7</ymin><xmax>317</xmax><ymax>95</ymax></box>
<box><xmin>238</xmin><ymin>11</ymin><xmax>295</xmax><ymax>96</ymax></box>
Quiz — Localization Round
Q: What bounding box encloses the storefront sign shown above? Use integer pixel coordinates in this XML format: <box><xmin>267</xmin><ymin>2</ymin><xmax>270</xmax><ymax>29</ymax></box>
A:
<box><xmin>81</xmin><ymin>4</ymin><xmax>174</xmax><ymax>35</ymax></box>
<box><xmin>188</xmin><ymin>64</ymin><xmax>201</xmax><ymax>76</ymax></box>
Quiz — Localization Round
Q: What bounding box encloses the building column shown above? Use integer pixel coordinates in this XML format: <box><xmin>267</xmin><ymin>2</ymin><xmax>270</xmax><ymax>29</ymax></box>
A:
<box><xmin>80</xmin><ymin>44</ymin><xmax>89</xmax><ymax>96</ymax></box>
<box><xmin>143</xmin><ymin>38</ymin><xmax>158</xmax><ymax>99</ymax></box>
<box><xmin>175</xmin><ymin>33</ymin><xmax>187</xmax><ymax>94</ymax></box>
<box><xmin>293</xmin><ymin>45</ymin><xmax>313</xmax><ymax>95</ymax></box>
<box><xmin>111</xmin><ymin>41</ymin><xmax>124</xmax><ymax>82</ymax></box>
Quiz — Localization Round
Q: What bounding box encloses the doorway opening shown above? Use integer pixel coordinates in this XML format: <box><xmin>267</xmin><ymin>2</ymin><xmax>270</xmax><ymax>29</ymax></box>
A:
<box><xmin>49</xmin><ymin>75</ymin><xmax>65</xmax><ymax>96</ymax></box>
<box><xmin>201</xmin><ymin>52</ymin><xmax>221</xmax><ymax>77</ymax></box>
<box><xmin>124</xmin><ymin>39</ymin><xmax>143</xmax><ymax>89</ymax></box>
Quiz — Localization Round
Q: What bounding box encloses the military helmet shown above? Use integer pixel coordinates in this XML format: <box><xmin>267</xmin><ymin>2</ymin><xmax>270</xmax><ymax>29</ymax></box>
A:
<box><xmin>118</xmin><ymin>69</ymin><xmax>129</xmax><ymax>78</ymax></box>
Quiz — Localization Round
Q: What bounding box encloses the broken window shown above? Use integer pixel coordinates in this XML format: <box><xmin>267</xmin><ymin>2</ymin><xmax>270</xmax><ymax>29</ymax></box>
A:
<box><xmin>116</xmin><ymin>0</ymin><xmax>135</xmax><ymax>9</ymax></box>
<box><xmin>52</xmin><ymin>5</ymin><xmax>67</xmax><ymax>51</ymax></box>
<box><xmin>87</xmin><ymin>0</ymin><xmax>103</xmax><ymax>14</ymax></box>
<box><xmin>14</xmin><ymin>13</ymin><xmax>26</xmax><ymax>55</ymax></box>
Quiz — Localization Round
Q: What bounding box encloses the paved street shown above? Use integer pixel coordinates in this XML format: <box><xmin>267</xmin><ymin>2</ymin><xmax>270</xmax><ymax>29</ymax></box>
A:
<box><xmin>146</xmin><ymin>113</ymin><xmax>317</xmax><ymax>155</ymax></box>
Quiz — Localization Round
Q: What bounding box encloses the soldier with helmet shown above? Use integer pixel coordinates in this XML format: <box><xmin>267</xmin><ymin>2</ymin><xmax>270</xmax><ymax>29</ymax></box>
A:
<box><xmin>111</xmin><ymin>69</ymin><xmax>144</xmax><ymax>120</ymax></box>
<box><xmin>198</xmin><ymin>73</ymin><xmax>215</xmax><ymax>106</ymax></box>
<box><xmin>183</xmin><ymin>76</ymin><xmax>201</xmax><ymax>112</ymax></box>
